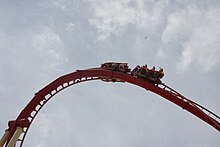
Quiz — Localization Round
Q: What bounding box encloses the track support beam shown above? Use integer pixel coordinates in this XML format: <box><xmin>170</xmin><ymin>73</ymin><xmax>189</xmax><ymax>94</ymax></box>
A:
<box><xmin>6</xmin><ymin>127</ymin><xmax>23</xmax><ymax>147</ymax></box>
<box><xmin>0</xmin><ymin>130</ymin><xmax>9</xmax><ymax>147</ymax></box>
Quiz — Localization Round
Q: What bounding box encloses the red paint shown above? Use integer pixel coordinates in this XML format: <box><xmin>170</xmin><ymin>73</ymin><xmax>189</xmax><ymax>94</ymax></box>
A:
<box><xmin>5</xmin><ymin>67</ymin><xmax>220</xmax><ymax>146</ymax></box>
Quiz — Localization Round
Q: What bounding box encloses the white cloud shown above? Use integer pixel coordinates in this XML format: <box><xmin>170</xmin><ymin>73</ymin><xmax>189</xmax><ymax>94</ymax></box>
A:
<box><xmin>49</xmin><ymin>0</ymin><xmax>71</xmax><ymax>11</ymax></box>
<box><xmin>178</xmin><ymin>8</ymin><xmax>220</xmax><ymax>72</ymax></box>
<box><xmin>89</xmin><ymin>0</ymin><xmax>168</xmax><ymax>40</ymax></box>
<box><xmin>159</xmin><ymin>5</ymin><xmax>220</xmax><ymax>73</ymax></box>
<box><xmin>31</xmin><ymin>26</ymin><xmax>65</xmax><ymax>70</ymax></box>
<box><xmin>0</xmin><ymin>30</ymin><xmax>6</xmax><ymax>50</ymax></box>
<box><xmin>65</xmin><ymin>22</ymin><xmax>75</xmax><ymax>32</ymax></box>
<box><xmin>161</xmin><ymin>8</ymin><xmax>193</xmax><ymax>43</ymax></box>
<box><xmin>32</xmin><ymin>107</ymin><xmax>73</xmax><ymax>147</ymax></box>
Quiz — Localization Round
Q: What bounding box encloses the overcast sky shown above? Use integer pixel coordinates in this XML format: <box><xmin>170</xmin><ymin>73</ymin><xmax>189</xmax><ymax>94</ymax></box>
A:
<box><xmin>0</xmin><ymin>0</ymin><xmax>220</xmax><ymax>146</ymax></box>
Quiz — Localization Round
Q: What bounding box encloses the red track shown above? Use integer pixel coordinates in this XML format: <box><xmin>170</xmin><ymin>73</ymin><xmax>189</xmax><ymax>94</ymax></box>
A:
<box><xmin>5</xmin><ymin>68</ymin><xmax>220</xmax><ymax>146</ymax></box>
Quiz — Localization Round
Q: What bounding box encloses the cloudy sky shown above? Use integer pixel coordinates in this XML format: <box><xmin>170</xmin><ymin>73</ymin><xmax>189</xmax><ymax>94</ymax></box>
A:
<box><xmin>0</xmin><ymin>0</ymin><xmax>220</xmax><ymax>146</ymax></box>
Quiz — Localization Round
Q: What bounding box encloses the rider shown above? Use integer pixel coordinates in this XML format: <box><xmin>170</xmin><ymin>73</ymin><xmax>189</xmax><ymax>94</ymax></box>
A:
<box><xmin>148</xmin><ymin>66</ymin><xmax>156</xmax><ymax>79</ymax></box>
<box><xmin>158</xmin><ymin>68</ymin><xmax>164</xmax><ymax>78</ymax></box>
<box><xmin>152</xmin><ymin>66</ymin><xmax>155</xmax><ymax>71</ymax></box>
<box><xmin>143</xmin><ymin>64</ymin><xmax>148</xmax><ymax>70</ymax></box>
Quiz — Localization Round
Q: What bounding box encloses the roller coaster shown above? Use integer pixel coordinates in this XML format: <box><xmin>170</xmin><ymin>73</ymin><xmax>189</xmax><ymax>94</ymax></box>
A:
<box><xmin>1</xmin><ymin>62</ymin><xmax>219</xmax><ymax>147</ymax></box>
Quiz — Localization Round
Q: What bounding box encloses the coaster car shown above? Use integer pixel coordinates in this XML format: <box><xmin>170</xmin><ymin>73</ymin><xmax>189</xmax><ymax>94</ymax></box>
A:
<box><xmin>101</xmin><ymin>62</ymin><xmax>131</xmax><ymax>73</ymax></box>
<box><xmin>100</xmin><ymin>62</ymin><xmax>131</xmax><ymax>82</ymax></box>
<box><xmin>131</xmin><ymin>65</ymin><xmax>164</xmax><ymax>85</ymax></box>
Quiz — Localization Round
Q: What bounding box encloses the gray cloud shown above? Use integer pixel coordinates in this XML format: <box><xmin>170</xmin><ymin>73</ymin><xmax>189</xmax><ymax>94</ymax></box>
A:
<box><xmin>0</xmin><ymin>0</ymin><xmax>220</xmax><ymax>147</ymax></box>
<box><xmin>89</xmin><ymin>0</ymin><xmax>168</xmax><ymax>40</ymax></box>
<box><xmin>160</xmin><ymin>5</ymin><xmax>220</xmax><ymax>72</ymax></box>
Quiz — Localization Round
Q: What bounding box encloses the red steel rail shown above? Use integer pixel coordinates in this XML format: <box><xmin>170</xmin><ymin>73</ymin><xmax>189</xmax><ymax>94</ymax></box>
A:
<box><xmin>3</xmin><ymin>68</ymin><xmax>220</xmax><ymax>146</ymax></box>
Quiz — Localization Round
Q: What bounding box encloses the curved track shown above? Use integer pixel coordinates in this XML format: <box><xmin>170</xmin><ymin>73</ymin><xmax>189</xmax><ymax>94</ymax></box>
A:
<box><xmin>4</xmin><ymin>68</ymin><xmax>220</xmax><ymax>146</ymax></box>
